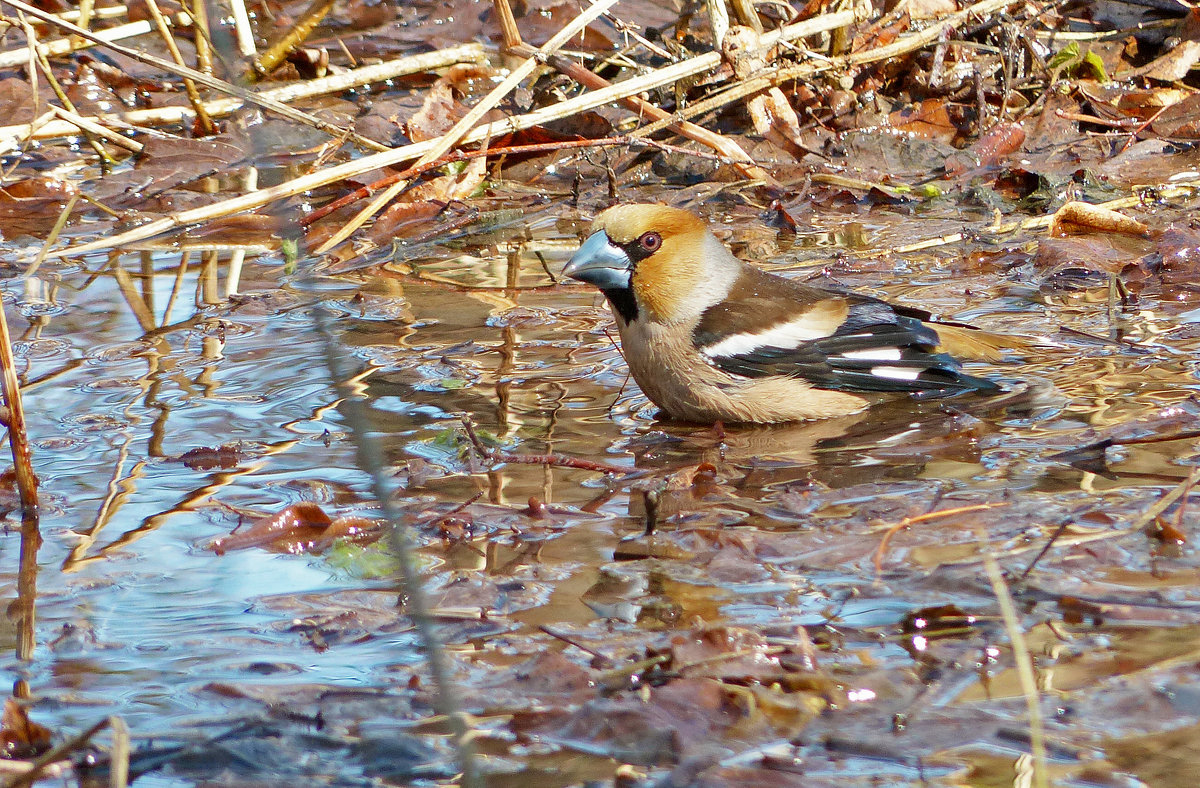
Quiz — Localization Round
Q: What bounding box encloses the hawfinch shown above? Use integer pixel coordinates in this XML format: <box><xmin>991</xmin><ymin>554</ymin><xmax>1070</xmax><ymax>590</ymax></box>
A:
<box><xmin>563</xmin><ymin>203</ymin><xmax>1006</xmax><ymax>424</ymax></box>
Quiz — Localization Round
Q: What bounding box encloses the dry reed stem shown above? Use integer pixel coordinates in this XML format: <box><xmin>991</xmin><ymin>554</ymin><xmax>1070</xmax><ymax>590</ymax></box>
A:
<box><xmin>0</xmin><ymin>43</ymin><xmax>484</xmax><ymax>149</ymax></box>
<box><xmin>251</xmin><ymin>0</ymin><xmax>336</xmax><ymax>77</ymax></box>
<box><xmin>0</xmin><ymin>298</ymin><xmax>39</xmax><ymax>518</ymax></box>
<box><xmin>48</xmin><ymin>0</ymin><xmax>1009</xmax><ymax>257</ymax></box>
<box><xmin>5</xmin><ymin>719</ymin><xmax>108</xmax><ymax>788</ymax></box>
<box><xmin>0</xmin><ymin>760</ymin><xmax>68</xmax><ymax>778</ymax></box>
<box><xmin>61</xmin><ymin>4</ymin><xmax>126</xmax><ymax>23</ymax></box>
<box><xmin>707</xmin><ymin>0</ymin><xmax>730</xmax><ymax>47</ymax></box>
<box><xmin>729</xmin><ymin>0</ymin><xmax>763</xmax><ymax>32</ymax></box>
<box><xmin>108</xmin><ymin>716</ymin><xmax>130</xmax><ymax>788</ymax></box>
<box><xmin>312</xmin><ymin>0</ymin><xmax>621</xmax><ymax>253</ymax></box>
<box><xmin>189</xmin><ymin>0</ymin><xmax>213</xmax><ymax>75</ymax></box>
<box><xmin>144</xmin><ymin>0</ymin><xmax>215</xmax><ymax>134</ymax></box>
<box><xmin>50</xmin><ymin>106</ymin><xmax>143</xmax><ymax>153</ymax></box>
<box><xmin>74</xmin><ymin>0</ymin><xmax>93</xmax><ymax>32</ymax></box>
<box><xmin>493</xmin><ymin>0</ymin><xmax>522</xmax><ymax>50</ymax></box>
<box><xmin>0</xmin><ymin>17</ymin><xmax>167</xmax><ymax>69</ymax></box>
<box><xmin>979</xmin><ymin>546</ymin><xmax>1049</xmax><ymax>788</ymax></box>
<box><xmin>228</xmin><ymin>0</ymin><xmax>257</xmax><ymax>56</ymax></box>
<box><xmin>1</xmin><ymin>0</ymin><xmax>389</xmax><ymax>151</ymax></box>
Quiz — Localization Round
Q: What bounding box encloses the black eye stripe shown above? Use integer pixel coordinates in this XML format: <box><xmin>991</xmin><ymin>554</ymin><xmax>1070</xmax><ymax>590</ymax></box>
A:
<box><xmin>623</xmin><ymin>232</ymin><xmax>662</xmax><ymax>263</ymax></box>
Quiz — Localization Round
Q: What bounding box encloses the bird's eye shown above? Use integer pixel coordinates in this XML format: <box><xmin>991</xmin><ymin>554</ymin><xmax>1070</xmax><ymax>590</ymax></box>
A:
<box><xmin>639</xmin><ymin>232</ymin><xmax>662</xmax><ymax>253</ymax></box>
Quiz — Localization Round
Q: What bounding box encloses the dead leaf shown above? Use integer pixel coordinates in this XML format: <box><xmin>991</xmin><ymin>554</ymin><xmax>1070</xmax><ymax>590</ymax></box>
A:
<box><xmin>889</xmin><ymin>99</ymin><xmax>957</xmax><ymax>142</ymax></box>
<box><xmin>1048</xmin><ymin>201</ymin><xmax>1149</xmax><ymax>238</ymax></box>
<box><xmin>406</xmin><ymin>63</ymin><xmax>496</xmax><ymax>143</ymax></box>
<box><xmin>1151</xmin><ymin>93</ymin><xmax>1200</xmax><ymax>141</ymax></box>
<box><xmin>209</xmin><ymin>503</ymin><xmax>384</xmax><ymax>555</ymax></box>
<box><xmin>1</xmin><ymin>699</ymin><xmax>52</xmax><ymax>759</ymax></box>
<box><xmin>1120</xmin><ymin>9</ymin><xmax>1200</xmax><ymax>82</ymax></box>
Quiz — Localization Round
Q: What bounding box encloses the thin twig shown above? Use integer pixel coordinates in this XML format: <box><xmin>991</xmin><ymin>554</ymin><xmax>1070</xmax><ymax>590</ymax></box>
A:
<box><xmin>251</xmin><ymin>0</ymin><xmax>336</xmax><ymax>77</ymax></box>
<box><xmin>312</xmin><ymin>0</ymin><xmax>622</xmax><ymax>253</ymax></box>
<box><xmin>0</xmin><ymin>297</ymin><xmax>38</xmax><ymax>514</ymax></box>
<box><xmin>1</xmin><ymin>0</ymin><xmax>388</xmax><ymax>151</ymax></box>
<box><xmin>5</xmin><ymin>718</ymin><xmax>108</xmax><ymax>788</ymax></box>
<box><xmin>143</xmin><ymin>0</ymin><xmax>214</xmax><ymax>134</ymax></box>
<box><xmin>873</xmin><ymin>502</ymin><xmax>1008</xmax><ymax>573</ymax></box>
<box><xmin>0</xmin><ymin>44</ymin><xmax>484</xmax><ymax>149</ymax></box>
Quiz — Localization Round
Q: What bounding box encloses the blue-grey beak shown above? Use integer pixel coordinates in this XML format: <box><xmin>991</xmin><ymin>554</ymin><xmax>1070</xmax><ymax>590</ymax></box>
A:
<box><xmin>563</xmin><ymin>230</ymin><xmax>632</xmax><ymax>290</ymax></box>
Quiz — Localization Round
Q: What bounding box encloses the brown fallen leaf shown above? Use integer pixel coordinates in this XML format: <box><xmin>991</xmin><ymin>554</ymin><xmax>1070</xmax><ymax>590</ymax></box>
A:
<box><xmin>1151</xmin><ymin>92</ymin><xmax>1200</xmax><ymax>141</ymax></box>
<box><xmin>664</xmin><ymin>625</ymin><xmax>783</xmax><ymax>682</ymax></box>
<box><xmin>1</xmin><ymin>698</ymin><xmax>52</xmax><ymax>759</ymax></box>
<box><xmin>1115</xmin><ymin>88</ymin><xmax>1189</xmax><ymax>121</ymax></box>
<box><xmin>722</xmin><ymin>26</ymin><xmax>816</xmax><ymax>161</ymax></box>
<box><xmin>1048</xmin><ymin>201</ymin><xmax>1149</xmax><ymax>238</ymax></box>
<box><xmin>889</xmin><ymin>98</ymin><xmax>957</xmax><ymax>142</ymax></box>
<box><xmin>1120</xmin><ymin>9</ymin><xmax>1200</xmax><ymax>82</ymax></box>
<box><xmin>178</xmin><ymin>444</ymin><xmax>248</xmax><ymax>471</ymax></box>
<box><xmin>406</xmin><ymin>63</ymin><xmax>497</xmax><ymax>143</ymax></box>
<box><xmin>209</xmin><ymin>502</ymin><xmax>384</xmax><ymax>555</ymax></box>
<box><xmin>944</xmin><ymin>122</ymin><xmax>1025</xmax><ymax>177</ymax></box>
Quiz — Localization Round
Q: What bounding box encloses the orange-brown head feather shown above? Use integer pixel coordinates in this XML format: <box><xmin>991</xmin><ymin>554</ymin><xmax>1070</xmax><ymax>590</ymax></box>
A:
<box><xmin>590</xmin><ymin>204</ymin><xmax>736</xmax><ymax>324</ymax></box>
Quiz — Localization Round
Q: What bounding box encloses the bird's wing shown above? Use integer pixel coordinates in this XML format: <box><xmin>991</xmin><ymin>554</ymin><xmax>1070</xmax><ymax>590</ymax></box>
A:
<box><xmin>692</xmin><ymin>273</ymin><xmax>998</xmax><ymax>395</ymax></box>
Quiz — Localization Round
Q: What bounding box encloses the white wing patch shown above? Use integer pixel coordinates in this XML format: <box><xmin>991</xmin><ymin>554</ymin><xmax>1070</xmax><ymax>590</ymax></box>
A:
<box><xmin>700</xmin><ymin>314</ymin><xmax>834</xmax><ymax>359</ymax></box>
<box><xmin>870</xmin><ymin>366</ymin><xmax>922</xmax><ymax>381</ymax></box>
<box><xmin>837</xmin><ymin>348</ymin><xmax>902</xmax><ymax>361</ymax></box>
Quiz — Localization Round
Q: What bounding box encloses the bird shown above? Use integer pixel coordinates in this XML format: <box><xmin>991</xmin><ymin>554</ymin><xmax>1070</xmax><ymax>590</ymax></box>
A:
<box><xmin>562</xmin><ymin>203</ymin><xmax>1014</xmax><ymax>424</ymax></box>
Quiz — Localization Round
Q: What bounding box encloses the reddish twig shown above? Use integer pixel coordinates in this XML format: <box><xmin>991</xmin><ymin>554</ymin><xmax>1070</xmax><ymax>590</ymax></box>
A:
<box><xmin>532</xmin><ymin>47</ymin><xmax>776</xmax><ymax>185</ymax></box>
<box><xmin>301</xmin><ymin>135</ymin><xmax>710</xmax><ymax>228</ymax></box>
<box><xmin>873</xmin><ymin>502</ymin><xmax>1009</xmax><ymax>574</ymax></box>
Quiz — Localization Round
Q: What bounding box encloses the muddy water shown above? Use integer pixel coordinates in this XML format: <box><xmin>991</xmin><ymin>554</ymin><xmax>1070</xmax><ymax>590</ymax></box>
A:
<box><xmin>4</xmin><ymin>193</ymin><xmax>1200</xmax><ymax>785</ymax></box>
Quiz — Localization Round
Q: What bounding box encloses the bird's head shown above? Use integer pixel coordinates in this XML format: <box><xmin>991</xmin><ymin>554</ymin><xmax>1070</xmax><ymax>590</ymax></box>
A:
<box><xmin>563</xmin><ymin>204</ymin><xmax>738</xmax><ymax>325</ymax></box>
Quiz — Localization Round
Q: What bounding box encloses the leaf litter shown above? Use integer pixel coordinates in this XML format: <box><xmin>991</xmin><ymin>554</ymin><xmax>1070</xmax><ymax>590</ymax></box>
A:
<box><xmin>0</xmin><ymin>0</ymin><xmax>1199</xmax><ymax>784</ymax></box>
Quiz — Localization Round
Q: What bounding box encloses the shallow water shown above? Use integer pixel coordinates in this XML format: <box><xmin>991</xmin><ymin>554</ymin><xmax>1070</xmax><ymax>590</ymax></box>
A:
<box><xmin>4</xmin><ymin>186</ymin><xmax>1200</xmax><ymax>785</ymax></box>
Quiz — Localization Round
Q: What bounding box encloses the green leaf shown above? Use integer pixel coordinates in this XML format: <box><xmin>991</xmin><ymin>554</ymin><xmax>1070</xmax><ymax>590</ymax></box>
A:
<box><xmin>1083</xmin><ymin>49</ymin><xmax>1110</xmax><ymax>83</ymax></box>
<box><xmin>1046</xmin><ymin>42</ymin><xmax>1081</xmax><ymax>73</ymax></box>
<box><xmin>280</xmin><ymin>237</ymin><xmax>299</xmax><ymax>274</ymax></box>
<box><xmin>324</xmin><ymin>541</ymin><xmax>395</xmax><ymax>579</ymax></box>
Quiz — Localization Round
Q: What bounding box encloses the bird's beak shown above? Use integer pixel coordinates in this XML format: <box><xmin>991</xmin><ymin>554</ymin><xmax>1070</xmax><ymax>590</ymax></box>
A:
<box><xmin>563</xmin><ymin>230</ymin><xmax>632</xmax><ymax>290</ymax></box>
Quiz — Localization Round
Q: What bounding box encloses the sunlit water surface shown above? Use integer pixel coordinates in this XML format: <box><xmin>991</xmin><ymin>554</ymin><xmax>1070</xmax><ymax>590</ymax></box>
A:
<box><xmin>3</xmin><ymin>195</ymin><xmax>1200</xmax><ymax>786</ymax></box>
